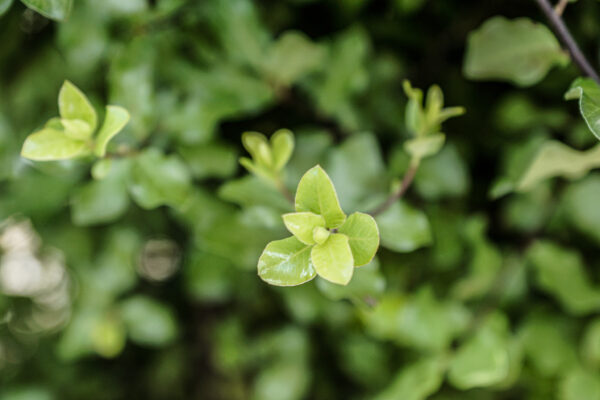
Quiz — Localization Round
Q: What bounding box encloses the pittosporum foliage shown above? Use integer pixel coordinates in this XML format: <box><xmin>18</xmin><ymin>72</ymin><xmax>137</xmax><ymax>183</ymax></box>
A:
<box><xmin>3</xmin><ymin>0</ymin><xmax>600</xmax><ymax>399</ymax></box>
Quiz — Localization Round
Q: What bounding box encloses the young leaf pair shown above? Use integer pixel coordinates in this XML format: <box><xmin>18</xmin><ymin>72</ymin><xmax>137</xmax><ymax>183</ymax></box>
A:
<box><xmin>239</xmin><ymin>129</ymin><xmax>294</xmax><ymax>182</ymax></box>
<box><xmin>403</xmin><ymin>80</ymin><xmax>465</xmax><ymax>160</ymax></box>
<box><xmin>21</xmin><ymin>81</ymin><xmax>130</xmax><ymax>161</ymax></box>
<box><xmin>258</xmin><ymin>165</ymin><xmax>380</xmax><ymax>286</ymax></box>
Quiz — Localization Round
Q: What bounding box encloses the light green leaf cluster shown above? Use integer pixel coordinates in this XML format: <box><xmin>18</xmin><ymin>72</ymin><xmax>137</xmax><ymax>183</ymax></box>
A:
<box><xmin>21</xmin><ymin>81</ymin><xmax>129</xmax><ymax>161</ymax></box>
<box><xmin>258</xmin><ymin>165</ymin><xmax>379</xmax><ymax>286</ymax></box>
<box><xmin>463</xmin><ymin>16</ymin><xmax>570</xmax><ymax>87</ymax></box>
<box><xmin>565</xmin><ymin>77</ymin><xmax>600</xmax><ymax>141</ymax></box>
<box><xmin>402</xmin><ymin>80</ymin><xmax>465</xmax><ymax>160</ymax></box>
<box><xmin>240</xmin><ymin>129</ymin><xmax>294</xmax><ymax>185</ymax></box>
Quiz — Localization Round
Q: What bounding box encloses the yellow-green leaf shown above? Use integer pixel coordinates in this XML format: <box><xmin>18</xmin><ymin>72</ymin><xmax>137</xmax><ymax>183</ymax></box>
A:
<box><xmin>338</xmin><ymin>212</ymin><xmax>379</xmax><ymax>266</ymax></box>
<box><xmin>94</xmin><ymin>105</ymin><xmax>130</xmax><ymax>157</ymax></box>
<box><xmin>58</xmin><ymin>80</ymin><xmax>97</xmax><ymax>132</ymax></box>
<box><xmin>257</xmin><ymin>236</ymin><xmax>316</xmax><ymax>286</ymax></box>
<box><xmin>282</xmin><ymin>211</ymin><xmax>326</xmax><ymax>245</ymax></box>
<box><xmin>311</xmin><ymin>233</ymin><xmax>354</xmax><ymax>285</ymax></box>
<box><xmin>565</xmin><ymin>77</ymin><xmax>600</xmax><ymax>141</ymax></box>
<box><xmin>61</xmin><ymin>118</ymin><xmax>93</xmax><ymax>140</ymax></box>
<box><xmin>295</xmin><ymin>165</ymin><xmax>346</xmax><ymax>228</ymax></box>
<box><xmin>21</xmin><ymin>128</ymin><xmax>89</xmax><ymax>161</ymax></box>
<box><xmin>270</xmin><ymin>129</ymin><xmax>294</xmax><ymax>171</ymax></box>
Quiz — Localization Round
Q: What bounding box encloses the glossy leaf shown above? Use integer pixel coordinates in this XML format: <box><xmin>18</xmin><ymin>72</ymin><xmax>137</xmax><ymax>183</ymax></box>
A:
<box><xmin>375</xmin><ymin>201</ymin><xmax>432</xmax><ymax>253</ymax></box>
<box><xmin>282</xmin><ymin>212</ymin><xmax>326</xmax><ymax>245</ymax></box>
<box><xmin>257</xmin><ymin>236</ymin><xmax>316</xmax><ymax>286</ymax></box>
<box><xmin>20</xmin><ymin>0</ymin><xmax>73</xmax><ymax>21</ymax></box>
<box><xmin>338</xmin><ymin>212</ymin><xmax>379</xmax><ymax>266</ymax></box>
<box><xmin>311</xmin><ymin>233</ymin><xmax>354</xmax><ymax>285</ymax></box>
<box><xmin>94</xmin><ymin>106</ymin><xmax>130</xmax><ymax>157</ymax></box>
<box><xmin>565</xmin><ymin>78</ymin><xmax>600</xmax><ymax>140</ymax></box>
<box><xmin>58</xmin><ymin>80</ymin><xmax>97</xmax><ymax>132</ymax></box>
<box><xmin>21</xmin><ymin>128</ymin><xmax>88</xmax><ymax>161</ymax></box>
<box><xmin>464</xmin><ymin>17</ymin><xmax>569</xmax><ymax>87</ymax></box>
<box><xmin>295</xmin><ymin>165</ymin><xmax>346</xmax><ymax>228</ymax></box>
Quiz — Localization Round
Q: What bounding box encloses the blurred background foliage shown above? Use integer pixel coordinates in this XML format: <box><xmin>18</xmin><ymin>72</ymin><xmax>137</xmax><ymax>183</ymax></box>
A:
<box><xmin>1</xmin><ymin>0</ymin><xmax>600</xmax><ymax>399</ymax></box>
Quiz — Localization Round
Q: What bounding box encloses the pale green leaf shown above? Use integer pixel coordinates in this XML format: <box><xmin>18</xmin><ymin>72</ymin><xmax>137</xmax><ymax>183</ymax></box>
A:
<box><xmin>120</xmin><ymin>296</ymin><xmax>178</xmax><ymax>347</ymax></box>
<box><xmin>375</xmin><ymin>201</ymin><xmax>432</xmax><ymax>252</ymax></box>
<box><xmin>21</xmin><ymin>128</ymin><xmax>89</xmax><ymax>161</ymax></box>
<box><xmin>0</xmin><ymin>0</ymin><xmax>13</xmax><ymax>16</ymax></box>
<box><xmin>561</xmin><ymin>368</ymin><xmax>600</xmax><ymax>400</ymax></box>
<box><xmin>295</xmin><ymin>165</ymin><xmax>346</xmax><ymax>228</ymax></box>
<box><xmin>373</xmin><ymin>357</ymin><xmax>445</xmax><ymax>400</ymax></box>
<box><xmin>517</xmin><ymin>141</ymin><xmax>600</xmax><ymax>191</ymax></box>
<box><xmin>311</xmin><ymin>233</ymin><xmax>354</xmax><ymax>285</ymax></box>
<box><xmin>270</xmin><ymin>129</ymin><xmax>294</xmax><ymax>171</ymax></box>
<box><xmin>179</xmin><ymin>142</ymin><xmax>238</xmax><ymax>180</ymax></box>
<box><xmin>71</xmin><ymin>160</ymin><xmax>130</xmax><ymax>226</ymax></box>
<box><xmin>338</xmin><ymin>212</ymin><xmax>379</xmax><ymax>266</ymax></box>
<box><xmin>448</xmin><ymin>314</ymin><xmax>510</xmax><ymax>389</ymax></box>
<box><xmin>242</xmin><ymin>131</ymin><xmax>272</xmax><ymax>167</ymax></box>
<box><xmin>404</xmin><ymin>133</ymin><xmax>445</xmax><ymax>160</ymax></box>
<box><xmin>520</xmin><ymin>313</ymin><xmax>577</xmax><ymax>377</ymax></box>
<box><xmin>91</xmin><ymin>158</ymin><xmax>112</xmax><ymax>180</ymax></box>
<box><xmin>218</xmin><ymin>175</ymin><xmax>291</xmax><ymax>212</ymax></box>
<box><xmin>20</xmin><ymin>0</ymin><xmax>72</xmax><ymax>21</ymax></box>
<box><xmin>262</xmin><ymin>31</ymin><xmax>325</xmax><ymax>86</ymax></box>
<box><xmin>58</xmin><ymin>80</ymin><xmax>97</xmax><ymax>131</ymax></box>
<box><xmin>527</xmin><ymin>241</ymin><xmax>600</xmax><ymax>315</ymax></box>
<box><xmin>282</xmin><ymin>212</ymin><xmax>325</xmax><ymax>245</ymax></box>
<box><xmin>565</xmin><ymin>77</ymin><xmax>600</xmax><ymax>140</ymax></box>
<box><xmin>94</xmin><ymin>105</ymin><xmax>130</xmax><ymax>157</ymax></box>
<box><xmin>360</xmin><ymin>288</ymin><xmax>471</xmax><ymax>351</ymax></box>
<box><xmin>582</xmin><ymin>318</ymin><xmax>600</xmax><ymax>369</ymax></box>
<box><xmin>464</xmin><ymin>16</ymin><xmax>569</xmax><ymax>87</ymax></box>
<box><xmin>257</xmin><ymin>236</ymin><xmax>316</xmax><ymax>286</ymax></box>
<box><xmin>563</xmin><ymin>176</ymin><xmax>600</xmax><ymax>244</ymax></box>
<box><xmin>61</xmin><ymin>118</ymin><xmax>92</xmax><ymax>140</ymax></box>
<box><xmin>129</xmin><ymin>149</ymin><xmax>191</xmax><ymax>209</ymax></box>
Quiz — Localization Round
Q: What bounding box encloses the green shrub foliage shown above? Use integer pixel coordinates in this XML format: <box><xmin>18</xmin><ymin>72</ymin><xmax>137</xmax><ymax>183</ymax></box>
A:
<box><xmin>2</xmin><ymin>0</ymin><xmax>600</xmax><ymax>399</ymax></box>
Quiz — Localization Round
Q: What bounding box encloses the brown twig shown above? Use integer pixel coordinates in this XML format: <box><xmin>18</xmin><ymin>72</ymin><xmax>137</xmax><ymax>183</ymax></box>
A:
<box><xmin>370</xmin><ymin>159</ymin><xmax>420</xmax><ymax>217</ymax></box>
<box><xmin>534</xmin><ymin>0</ymin><xmax>600</xmax><ymax>84</ymax></box>
<box><xmin>554</xmin><ymin>0</ymin><xmax>569</xmax><ymax>16</ymax></box>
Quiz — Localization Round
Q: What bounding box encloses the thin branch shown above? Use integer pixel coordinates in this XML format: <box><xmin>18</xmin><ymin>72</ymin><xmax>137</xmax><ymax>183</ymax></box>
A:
<box><xmin>554</xmin><ymin>0</ymin><xmax>569</xmax><ymax>16</ymax></box>
<box><xmin>370</xmin><ymin>159</ymin><xmax>420</xmax><ymax>217</ymax></box>
<box><xmin>534</xmin><ymin>0</ymin><xmax>600</xmax><ymax>84</ymax></box>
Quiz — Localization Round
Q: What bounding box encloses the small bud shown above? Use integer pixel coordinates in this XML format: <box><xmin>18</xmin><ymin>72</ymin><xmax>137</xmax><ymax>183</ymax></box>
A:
<box><xmin>313</xmin><ymin>226</ymin><xmax>330</xmax><ymax>245</ymax></box>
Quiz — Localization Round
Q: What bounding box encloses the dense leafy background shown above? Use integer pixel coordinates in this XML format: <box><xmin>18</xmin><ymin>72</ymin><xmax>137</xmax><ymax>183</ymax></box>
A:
<box><xmin>2</xmin><ymin>0</ymin><xmax>600</xmax><ymax>399</ymax></box>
